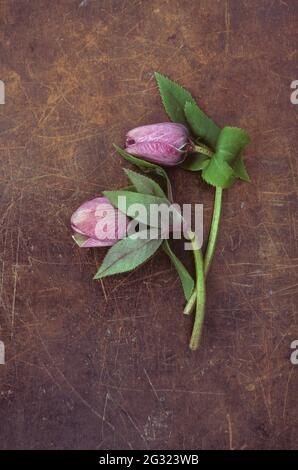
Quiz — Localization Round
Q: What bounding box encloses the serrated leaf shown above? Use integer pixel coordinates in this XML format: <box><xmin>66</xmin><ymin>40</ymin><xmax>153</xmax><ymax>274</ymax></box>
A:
<box><xmin>94</xmin><ymin>230</ymin><xmax>163</xmax><ymax>279</ymax></box>
<box><xmin>184</xmin><ymin>101</ymin><xmax>220</xmax><ymax>149</ymax></box>
<box><xmin>215</xmin><ymin>127</ymin><xmax>250</xmax><ymax>166</ymax></box>
<box><xmin>114</xmin><ymin>144</ymin><xmax>173</xmax><ymax>201</ymax></box>
<box><xmin>154</xmin><ymin>72</ymin><xmax>196</xmax><ymax>126</ymax></box>
<box><xmin>162</xmin><ymin>240</ymin><xmax>194</xmax><ymax>301</ymax></box>
<box><xmin>103</xmin><ymin>190</ymin><xmax>170</xmax><ymax>227</ymax></box>
<box><xmin>233</xmin><ymin>153</ymin><xmax>250</xmax><ymax>182</ymax></box>
<box><xmin>201</xmin><ymin>127</ymin><xmax>250</xmax><ymax>188</ymax></box>
<box><xmin>182</xmin><ymin>153</ymin><xmax>210</xmax><ymax>172</ymax></box>
<box><xmin>202</xmin><ymin>155</ymin><xmax>235</xmax><ymax>188</ymax></box>
<box><xmin>124</xmin><ymin>168</ymin><xmax>166</xmax><ymax>198</ymax></box>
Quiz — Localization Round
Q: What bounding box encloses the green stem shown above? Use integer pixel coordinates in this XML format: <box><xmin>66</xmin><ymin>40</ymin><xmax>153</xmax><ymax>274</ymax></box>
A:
<box><xmin>194</xmin><ymin>144</ymin><xmax>213</xmax><ymax>157</ymax></box>
<box><xmin>184</xmin><ymin>187</ymin><xmax>223</xmax><ymax>315</ymax></box>
<box><xmin>204</xmin><ymin>186</ymin><xmax>223</xmax><ymax>275</ymax></box>
<box><xmin>189</xmin><ymin>233</ymin><xmax>206</xmax><ymax>350</ymax></box>
<box><xmin>184</xmin><ymin>288</ymin><xmax>197</xmax><ymax>315</ymax></box>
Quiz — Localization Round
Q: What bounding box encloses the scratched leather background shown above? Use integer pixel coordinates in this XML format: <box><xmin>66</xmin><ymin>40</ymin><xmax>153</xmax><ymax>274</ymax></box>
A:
<box><xmin>0</xmin><ymin>0</ymin><xmax>297</xmax><ymax>450</ymax></box>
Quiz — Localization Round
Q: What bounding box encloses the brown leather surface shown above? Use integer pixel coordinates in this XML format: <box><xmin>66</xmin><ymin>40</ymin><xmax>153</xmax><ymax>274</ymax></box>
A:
<box><xmin>0</xmin><ymin>0</ymin><xmax>297</xmax><ymax>450</ymax></box>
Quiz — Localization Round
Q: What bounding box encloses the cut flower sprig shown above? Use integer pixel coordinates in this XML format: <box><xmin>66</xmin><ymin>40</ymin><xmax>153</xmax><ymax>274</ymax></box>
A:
<box><xmin>71</xmin><ymin>72</ymin><xmax>251</xmax><ymax>351</ymax></box>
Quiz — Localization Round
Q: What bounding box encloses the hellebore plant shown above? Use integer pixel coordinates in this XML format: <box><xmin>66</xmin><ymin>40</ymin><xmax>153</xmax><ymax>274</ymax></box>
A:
<box><xmin>71</xmin><ymin>73</ymin><xmax>251</xmax><ymax>351</ymax></box>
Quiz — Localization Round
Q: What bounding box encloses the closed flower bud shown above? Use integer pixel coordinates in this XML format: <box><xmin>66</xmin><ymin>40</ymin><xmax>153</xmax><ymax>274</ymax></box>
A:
<box><xmin>125</xmin><ymin>123</ymin><xmax>192</xmax><ymax>166</ymax></box>
<box><xmin>71</xmin><ymin>197</ymin><xmax>127</xmax><ymax>247</ymax></box>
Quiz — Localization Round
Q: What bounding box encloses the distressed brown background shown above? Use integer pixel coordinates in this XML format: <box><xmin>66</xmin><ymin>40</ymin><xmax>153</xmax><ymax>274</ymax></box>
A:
<box><xmin>0</xmin><ymin>0</ymin><xmax>297</xmax><ymax>450</ymax></box>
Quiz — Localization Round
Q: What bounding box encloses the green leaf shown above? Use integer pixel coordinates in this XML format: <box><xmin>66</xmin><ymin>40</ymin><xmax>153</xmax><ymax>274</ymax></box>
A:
<box><xmin>120</xmin><ymin>184</ymin><xmax>136</xmax><ymax>192</ymax></box>
<box><xmin>162</xmin><ymin>240</ymin><xmax>194</xmax><ymax>301</ymax></box>
<box><xmin>182</xmin><ymin>153</ymin><xmax>210</xmax><ymax>172</ymax></box>
<box><xmin>154</xmin><ymin>72</ymin><xmax>196</xmax><ymax>126</ymax></box>
<box><xmin>202</xmin><ymin>155</ymin><xmax>235</xmax><ymax>188</ymax></box>
<box><xmin>215</xmin><ymin>127</ymin><xmax>250</xmax><ymax>166</ymax></box>
<box><xmin>94</xmin><ymin>230</ymin><xmax>163</xmax><ymax>279</ymax></box>
<box><xmin>72</xmin><ymin>234</ymin><xmax>87</xmax><ymax>247</ymax></box>
<box><xmin>201</xmin><ymin>127</ymin><xmax>250</xmax><ymax>188</ymax></box>
<box><xmin>114</xmin><ymin>145</ymin><xmax>173</xmax><ymax>201</ymax></box>
<box><xmin>114</xmin><ymin>144</ymin><xmax>160</xmax><ymax>171</ymax></box>
<box><xmin>124</xmin><ymin>168</ymin><xmax>166</xmax><ymax>198</ymax></box>
<box><xmin>103</xmin><ymin>190</ymin><xmax>170</xmax><ymax>227</ymax></box>
<box><xmin>233</xmin><ymin>153</ymin><xmax>250</xmax><ymax>182</ymax></box>
<box><xmin>184</xmin><ymin>101</ymin><xmax>221</xmax><ymax>149</ymax></box>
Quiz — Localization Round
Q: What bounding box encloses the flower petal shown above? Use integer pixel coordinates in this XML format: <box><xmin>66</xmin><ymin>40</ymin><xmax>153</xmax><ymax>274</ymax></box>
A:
<box><xmin>126</xmin><ymin>123</ymin><xmax>189</xmax><ymax>149</ymax></box>
<box><xmin>71</xmin><ymin>196</ymin><xmax>128</xmax><ymax>243</ymax></box>
<box><xmin>125</xmin><ymin>141</ymin><xmax>185</xmax><ymax>166</ymax></box>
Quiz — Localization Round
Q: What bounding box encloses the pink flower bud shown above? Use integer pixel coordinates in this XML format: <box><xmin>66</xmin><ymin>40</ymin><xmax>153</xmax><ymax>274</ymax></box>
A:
<box><xmin>71</xmin><ymin>197</ymin><xmax>128</xmax><ymax>248</ymax></box>
<box><xmin>125</xmin><ymin>123</ymin><xmax>192</xmax><ymax>166</ymax></box>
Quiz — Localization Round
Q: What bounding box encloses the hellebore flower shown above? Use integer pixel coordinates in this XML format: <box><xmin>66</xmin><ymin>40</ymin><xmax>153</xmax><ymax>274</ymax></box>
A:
<box><xmin>125</xmin><ymin>123</ymin><xmax>192</xmax><ymax>166</ymax></box>
<box><xmin>71</xmin><ymin>197</ymin><xmax>128</xmax><ymax>247</ymax></box>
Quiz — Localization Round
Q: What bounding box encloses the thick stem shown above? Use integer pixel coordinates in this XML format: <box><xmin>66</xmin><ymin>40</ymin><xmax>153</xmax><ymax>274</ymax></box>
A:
<box><xmin>184</xmin><ymin>187</ymin><xmax>223</xmax><ymax>315</ymax></box>
<box><xmin>189</xmin><ymin>234</ymin><xmax>206</xmax><ymax>350</ymax></box>
<box><xmin>204</xmin><ymin>186</ymin><xmax>223</xmax><ymax>275</ymax></box>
